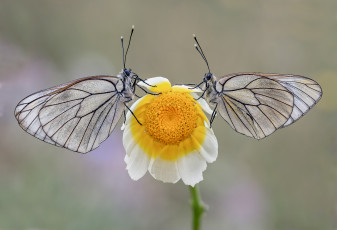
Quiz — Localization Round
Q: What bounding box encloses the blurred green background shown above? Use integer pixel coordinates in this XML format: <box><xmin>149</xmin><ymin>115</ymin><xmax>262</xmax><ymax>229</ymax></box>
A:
<box><xmin>0</xmin><ymin>0</ymin><xmax>336</xmax><ymax>229</ymax></box>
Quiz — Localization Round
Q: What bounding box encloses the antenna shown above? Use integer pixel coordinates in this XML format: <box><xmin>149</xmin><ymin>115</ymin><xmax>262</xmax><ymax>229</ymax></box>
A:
<box><xmin>121</xmin><ymin>36</ymin><xmax>126</xmax><ymax>69</ymax></box>
<box><xmin>124</xmin><ymin>25</ymin><xmax>135</xmax><ymax>65</ymax></box>
<box><xmin>193</xmin><ymin>34</ymin><xmax>211</xmax><ymax>74</ymax></box>
<box><xmin>121</xmin><ymin>25</ymin><xmax>135</xmax><ymax>70</ymax></box>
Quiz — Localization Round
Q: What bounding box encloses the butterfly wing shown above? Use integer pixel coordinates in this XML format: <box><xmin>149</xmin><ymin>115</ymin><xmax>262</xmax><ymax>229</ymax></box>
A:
<box><xmin>213</xmin><ymin>73</ymin><xmax>294</xmax><ymax>139</ymax></box>
<box><xmin>15</xmin><ymin>76</ymin><xmax>126</xmax><ymax>153</ymax></box>
<box><xmin>262</xmin><ymin>73</ymin><xmax>322</xmax><ymax>127</ymax></box>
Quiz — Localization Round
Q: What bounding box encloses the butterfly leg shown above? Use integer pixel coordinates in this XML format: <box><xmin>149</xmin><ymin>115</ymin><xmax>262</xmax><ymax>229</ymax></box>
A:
<box><xmin>196</xmin><ymin>83</ymin><xmax>209</xmax><ymax>100</ymax></box>
<box><xmin>184</xmin><ymin>83</ymin><xmax>197</xmax><ymax>86</ymax></box>
<box><xmin>190</xmin><ymin>81</ymin><xmax>205</xmax><ymax>90</ymax></box>
<box><xmin>209</xmin><ymin>103</ymin><xmax>218</xmax><ymax>128</ymax></box>
<box><xmin>196</xmin><ymin>90</ymin><xmax>206</xmax><ymax>100</ymax></box>
<box><xmin>123</xmin><ymin>110</ymin><xmax>127</xmax><ymax>125</ymax></box>
<box><xmin>124</xmin><ymin>102</ymin><xmax>142</xmax><ymax>126</ymax></box>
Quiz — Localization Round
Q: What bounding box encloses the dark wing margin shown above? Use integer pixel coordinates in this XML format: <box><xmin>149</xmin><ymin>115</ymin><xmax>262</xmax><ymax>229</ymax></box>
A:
<box><xmin>14</xmin><ymin>76</ymin><xmax>125</xmax><ymax>153</ymax></box>
<box><xmin>214</xmin><ymin>73</ymin><xmax>294</xmax><ymax>139</ymax></box>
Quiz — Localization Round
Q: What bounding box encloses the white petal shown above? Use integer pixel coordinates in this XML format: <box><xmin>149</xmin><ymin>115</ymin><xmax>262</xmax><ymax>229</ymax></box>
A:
<box><xmin>137</xmin><ymin>76</ymin><xmax>170</xmax><ymax>89</ymax></box>
<box><xmin>199</xmin><ymin>128</ymin><xmax>218</xmax><ymax>163</ymax></box>
<box><xmin>198</xmin><ymin>98</ymin><xmax>213</xmax><ymax>115</ymax></box>
<box><xmin>123</xmin><ymin>124</ymin><xmax>150</xmax><ymax>180</ymax></box>
<box><xmin>177</xmin><ymin>153</ymin><xmax>207</xmax><ymax>186</ymax></box>
<box><xmin>122</xmin><ymin>123</ymin><xmax>138</xmax><ymax>157</ymax></box>
<box><xmin>125</xmin><ymin>145</ymin><xmax>150</xmax><ymax>180</ymax></box>
<box><xmin>124</xmin><ymin>154</ymin><xmax>130</xmax><ymax>164</ymax></box>
<box><xmin>172</xmin><ymin>85</ymin><xmax>202</xmax><ymax>92</ymax></box>
<box><xmin>190</xmin><ymin>93</ymin><xmax>213</xmax><ymax>114</ymax></box>
<box><xmin>149</xmin><ymin>157</ymin><xmax>180</xmax><ymax>183</ymax></box>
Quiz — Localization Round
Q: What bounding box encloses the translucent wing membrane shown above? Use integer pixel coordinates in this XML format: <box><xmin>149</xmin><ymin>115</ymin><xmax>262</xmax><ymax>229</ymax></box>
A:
<box><xmin>15</xmin><ymin>84</ymin><xmax>67</xmax><ymax>145</ymax></box>
<box><xmin>15</xmin><ymin>76</ymin><xmax>125</xmax><ymax>153</ymax></box>
<box><xmin>214</xmin><ymin>73</ymin><xmax>294</xmax><ymax>139</ymax></box>
<box><xmin>264</xmin><ymin>74</ymin><xmax>322</xmax><ymax>127</ymax></box>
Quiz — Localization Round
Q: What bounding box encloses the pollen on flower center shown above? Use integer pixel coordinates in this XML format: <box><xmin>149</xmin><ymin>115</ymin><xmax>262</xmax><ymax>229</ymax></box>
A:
<box><xmin>144</xmin><ymin>92</ymin><xmax>198</xmax><ymax>145</ymax></box>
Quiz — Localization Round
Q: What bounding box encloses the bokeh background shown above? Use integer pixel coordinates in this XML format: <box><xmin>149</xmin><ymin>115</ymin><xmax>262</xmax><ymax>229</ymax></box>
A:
<box><xmin>1</xmin><ymin>0</ymin><xmax>337</xmax><ymax>229</ymax></box>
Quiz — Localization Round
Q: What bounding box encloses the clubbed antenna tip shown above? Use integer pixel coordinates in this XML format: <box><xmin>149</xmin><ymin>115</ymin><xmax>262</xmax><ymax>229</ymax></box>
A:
<box><xmin>192</xmin><ymin>35</ymin><xmax>211</xmax><ymax>74</ymax></box>
<box><xmin>124</xmin><ymin>26</ymin><xmax>135</xmax><ymax>69</ymax></box>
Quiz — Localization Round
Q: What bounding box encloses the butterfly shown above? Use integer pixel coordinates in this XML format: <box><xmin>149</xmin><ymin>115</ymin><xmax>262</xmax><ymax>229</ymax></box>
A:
<box><xmin>14</xmin><ymin>26</ymin><xmax>151</xmax><ymax>153</ymax></box>
<box><xmin>191</xmin><ymin>34</ymin><xmax>322</xmax><ymax>139</ymax></box>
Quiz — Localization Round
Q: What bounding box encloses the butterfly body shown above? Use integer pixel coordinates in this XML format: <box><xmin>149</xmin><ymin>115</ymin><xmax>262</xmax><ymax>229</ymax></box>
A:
<box><xmin>116</xmin><ymin>69</ymin><xmax>137</xmax><ymax>102</ymax></box>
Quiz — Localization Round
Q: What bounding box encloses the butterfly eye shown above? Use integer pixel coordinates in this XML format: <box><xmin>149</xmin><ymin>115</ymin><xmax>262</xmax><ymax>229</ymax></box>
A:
<box><xmin>205</xmin><ymin>73</ymin><xmax>213</xmax><ymax>81</ymax></box>
<box><xmin>124</xmin><ymin>68</ymin><xmax>131</xmax><ymax>76</ymax></box>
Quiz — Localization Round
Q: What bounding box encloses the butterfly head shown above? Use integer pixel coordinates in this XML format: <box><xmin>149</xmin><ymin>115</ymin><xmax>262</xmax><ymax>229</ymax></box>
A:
<box><xmin>204</xmin><ymin>73</ymin><xmax>213</xmax><ymax>82</ymax></box>
<box><xmin>123</xmin><ymin>68</ymin><xmax>132</xmax><ymax>77</ymax></box>
<box><xmin>121</xmin><ymin>68</ymin><xmax>139</xmax><ymax>83</ymax></box>
<box><xmin>121</xmin><ymin>25</ymin><xmax>135</xmax><ymax>78</ymax></box>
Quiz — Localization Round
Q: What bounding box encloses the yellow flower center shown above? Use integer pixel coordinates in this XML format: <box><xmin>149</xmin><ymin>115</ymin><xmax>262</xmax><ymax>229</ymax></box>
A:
<box><xmin>144</xmin><ymin>92</ymin><xmax>198</xmax><ymax>145</ymax></box>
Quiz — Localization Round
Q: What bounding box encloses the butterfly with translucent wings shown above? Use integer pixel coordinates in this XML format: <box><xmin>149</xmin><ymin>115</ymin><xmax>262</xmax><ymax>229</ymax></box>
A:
<box><xmin>191</xmin><ymin>34</ymin><xmax>322</xmax><ymax>139</ymax></box>
<box><xmin>15</xmin><ymin>26</ymin><xmax>152</xmax><ymax>153</ymax></box>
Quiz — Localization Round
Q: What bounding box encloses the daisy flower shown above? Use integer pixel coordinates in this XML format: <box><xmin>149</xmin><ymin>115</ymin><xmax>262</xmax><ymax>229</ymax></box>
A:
<box><xmin>122</xmin><ymin>77</ymin><xmax>218</xmax><ymax>186</ymax></box>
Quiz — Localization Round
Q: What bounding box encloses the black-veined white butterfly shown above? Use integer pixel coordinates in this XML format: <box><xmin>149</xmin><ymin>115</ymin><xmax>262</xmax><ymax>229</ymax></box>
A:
<box><xmin>191</xmin><ymin>34</ymin><xmax>322</xmax><ymax>139</ymax></box>
<box><xmin>15</xmin><ymin>26</ymin><xmax>150</xmax><ymax>153</ymax></box>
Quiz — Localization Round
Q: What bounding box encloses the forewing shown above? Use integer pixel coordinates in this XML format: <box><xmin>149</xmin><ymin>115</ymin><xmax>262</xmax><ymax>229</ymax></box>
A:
<box><xmin>15</xmin><ymin>76</ymin><xmax>125</xmax><ymax>153</ymax></box>
<box><xmin>214</xmin><ymin>73</ymin><xmax>294</xmax><ymax>139</ymax></box>
<box><xmin>264</xmin><ymin>74</ymin><xmax>322</xmax><ymax>127</ymax></box>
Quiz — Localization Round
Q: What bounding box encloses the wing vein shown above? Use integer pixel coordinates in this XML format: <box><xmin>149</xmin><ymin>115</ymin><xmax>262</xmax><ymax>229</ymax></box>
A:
<box><xmin>64</xmin><ymin>118</ymin><xmax>82</xmax><ymax>148</ymax></box>
<box><xmin>223</xmin><ymin>96</ymin><xmax>256</xmax><ymax>137</ymax></box>
<box><xmin>90</xmin><ymin>97</ymin><xmax>118</xmax><ymax>151</ymax></box>
<box><xmin>221</xmin><ymin>96</ymin><xmax>235</xmax><ymax>129</ymax></box>
<box><xmin>283</xmin><ymin>83</ymin><xmax>316</xmax><ymax>101</ymax></box>
<box><xmin>85</xmin><ymin>100</ymin><xmax>114</xmax><ymax>151</ymax></box>
<box><xmin>41</xmin><ymin>101</ymin><xmax>82</xmax><ymax>126</ymax></box>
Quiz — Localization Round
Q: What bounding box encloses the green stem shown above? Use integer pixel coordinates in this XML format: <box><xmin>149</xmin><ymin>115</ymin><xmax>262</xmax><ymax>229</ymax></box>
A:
<box><xmin>189</xmin><ymin>185</ymin><xmax>207</xmax><ymax>230</ymax></box>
